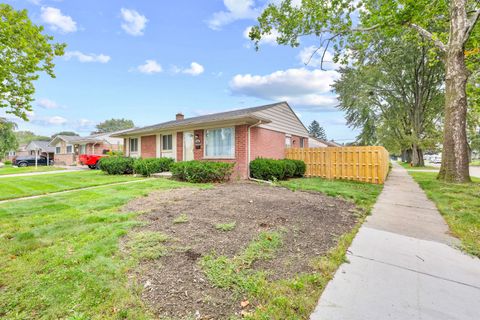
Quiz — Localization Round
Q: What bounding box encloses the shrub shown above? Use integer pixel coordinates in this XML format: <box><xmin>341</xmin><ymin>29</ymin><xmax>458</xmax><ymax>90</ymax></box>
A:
<box><xmin>249</xmin><ymin>158</ymin><xmax>286</xmax><ymax>181</ymax></box>
<box><xmin>4</xmin><ymin>160</ymin><xmax>12</xmax><ymax>165</ymax></box>
<box><xmin>98</xmin><ymin>156</ymin><xmax>135</xmax><ymax>175</ymax></box>
<box><xmin>133</xmin><ymin>157</ymin><xmax>174</xmax><ymax>177</ymax></box>
<box><xmin>106</xmin><ymin>150</ymin><xmax>124</xmax><ymax>156</ymax></box>
<box><xmin>250</xmin><ymin>158</ymin><xmax>306</xmax><ymax>181</ymax></box>
<box><xmin>170</xmin><ymin>160</ymin><xmax>234</xmax><ymax>183</ymax></box>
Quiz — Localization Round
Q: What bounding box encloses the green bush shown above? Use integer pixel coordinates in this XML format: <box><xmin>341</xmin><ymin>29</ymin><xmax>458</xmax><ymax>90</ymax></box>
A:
<box><xmin>170</xmin><ymin>160</ymin><xmax>234</xmax><ymax>183</ymax></box>
<box><xmin>133</xmin><ymin>157</ymin><xmax>174</xmax><ymax>177</ymax></box>
<box><xmin>250</xmin><ymin>158</ymin><xmax>306</xmax><ymax>181</ymax></box>
<box><xmin>98</xmin><ymin>156</ymin><xmax>135</xmax><ymax>175</ymax></box>
<box><xmin>4</xmin><ymin>160</ymin><xmax>12</xmax><ymax>165</ymax></box>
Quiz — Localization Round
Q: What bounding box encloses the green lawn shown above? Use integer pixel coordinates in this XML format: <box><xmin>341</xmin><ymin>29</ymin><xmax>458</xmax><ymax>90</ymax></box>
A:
<box><xmin>470</xmin><ymin>160</ymin><xmax>480</xmax><ymax>166</ymax></box>
<box><xmin>0</xmin><ymin>171</ymin><xmax>143</xmax><ymax>200</ymax></box>
<box><xmin>0</xmin><ymin>165</ymin><xmax>64</xmax><ymax>175</ymax></box>
<box><xmin>397</xmin><ymin>161</ymin><xmax>437</xmax><ymax>170</ymax></box>
<box><xmin>409</xmin><ymin>172</ymin><xmax>480</xmax><ymax>257</ymax></box>
<box><xmin>0</xmin><ymin>178</ymin><xmax>203</xmax><ymax>320</ymax></box>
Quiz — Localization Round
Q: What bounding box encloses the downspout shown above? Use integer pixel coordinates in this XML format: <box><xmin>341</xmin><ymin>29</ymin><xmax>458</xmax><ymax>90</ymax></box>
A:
<box><xmin>247</xmin><ymin>121</ymin><xmax>265</xmax><ymax>181</ymax></box>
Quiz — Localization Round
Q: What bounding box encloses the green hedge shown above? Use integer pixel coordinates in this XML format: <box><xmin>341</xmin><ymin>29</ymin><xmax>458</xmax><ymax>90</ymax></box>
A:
<box><xmin>98</xmin><ymin>157</ymin><xmax>135</xmax><ymax>175</ymax></box>
<box><xmin>133</xmin><ymin>158</ymin><xmax>174</xmax><ymax>177</ymax></box>
<box><xmin>170</xmin><ymin>160</ymin><xmax>234</xmax><ymax>183</ymax></box>
<box><xmin>249</xmin><ymin>158</ymin><xmax>306</xmax><ymax>181</ymax></box>
<box><xmin>4</xmin><ymin>160</ymin><xmax>12</xmax><ymax>165</ymax></box>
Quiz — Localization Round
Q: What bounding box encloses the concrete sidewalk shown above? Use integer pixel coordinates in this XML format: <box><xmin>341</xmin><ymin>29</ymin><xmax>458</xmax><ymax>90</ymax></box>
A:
<box><xmin>310</xmin><ymin>163</ymin><xmax>480</xmax><ymax>320</ymax></box>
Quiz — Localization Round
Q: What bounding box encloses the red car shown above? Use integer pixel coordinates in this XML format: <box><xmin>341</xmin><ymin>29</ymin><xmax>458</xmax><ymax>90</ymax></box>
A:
<box><xmin>79</xmin><ymin>154</ymin><xmax>106</xmax><ymax>169</ymax></box>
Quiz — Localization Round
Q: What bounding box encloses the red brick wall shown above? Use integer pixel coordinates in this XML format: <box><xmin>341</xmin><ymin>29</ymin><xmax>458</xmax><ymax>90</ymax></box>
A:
<box><xmin>123</xmin><ymin>139</ymin><xmax>127</xmax><ymax>154</ymax></box>
<box><xmin>176</xmin><ymin>132</ymin><xmax>183</xmax><ymax>161</ymax></box>
<box><xmin>193</xmin><ymin>129</ymin><xmax>204</xmax><ymax>160</ymax></box>
<box><xmin>291</xmin><ymin>135</ymin><xmax>308</xmax><ymax>148</ymax></box>
<box><xmin>54</xmin><ymin>153</ymin><xmax>76</xmax><ymax>166</ymax></box>
<box><xmin>141</xmin><ymin>135</ymin><xmax>157</xmax><ymax>158</ymax></box>
<box><xmin>250</xmin><ymin>127</ymin><xmax>286</xmax><ymax>160</ymax></box>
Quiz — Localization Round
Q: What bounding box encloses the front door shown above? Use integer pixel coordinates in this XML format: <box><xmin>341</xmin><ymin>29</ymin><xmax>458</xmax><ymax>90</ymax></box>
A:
<box><xmin>183</xmin><ymin>131</ymin><xmax>194</xmax><ymax>161</ymax></box>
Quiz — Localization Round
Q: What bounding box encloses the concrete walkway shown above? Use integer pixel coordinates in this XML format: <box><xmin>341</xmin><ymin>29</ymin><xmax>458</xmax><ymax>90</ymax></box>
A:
<box><xmin>310</xmin><ymin>163</ymin><xmax>480</xmax><ymax>320</ymax></box>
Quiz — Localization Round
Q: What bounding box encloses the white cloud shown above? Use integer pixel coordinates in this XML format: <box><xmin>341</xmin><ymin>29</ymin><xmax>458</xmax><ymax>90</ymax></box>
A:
<box><xmin>230</xmin><ymin>68</ymin><xmax>339</xmax><ymax>111</ymax></box>
<box><xmin>173</xmin><ymin>62</ymin><xmax>205</xmax><ymax>76</ymax></box>
<box><xmin>243</xmin><ymin>26</ymin><xmax>279</xmax><ymax>45</ymax></box>
<box><xmin>64</xmin><ymin>51</ymin><xmax>111</xmax><ymax>63</ymax></box>
<box><xmin>136</xmin><ymin>60</ymin><xmax>162</xmax><ymax>74</ymax></box>
<box><xmin>32</xmin><ymin>115</ymin><xmax>68</xmax><ymax>126</ymax></box>
<box><xmin>298</xmin><ymin>46</ymin><xmax>340</xmax><ymax>70</ymax></box>
<box><xmin>40</xmin><ymin>7</ymin><xmax>77</xmax><ymax>33</ymax></box>
<box><xmin>207</xmin><ymin>0</ymin><xmax>260</xmax><ymax>30</ymax></box>
<box><xmin>120</xmin><ymin>8</ymin><xmax>148</xmax><ymax>36</ymax></box>
<box><xmin>37</xmin><ymin>98</ymin><xmax>61</xmax><ymax>109</ymax></box>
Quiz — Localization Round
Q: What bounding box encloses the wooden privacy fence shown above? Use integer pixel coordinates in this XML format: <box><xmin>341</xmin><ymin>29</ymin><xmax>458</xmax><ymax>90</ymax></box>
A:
<box><xmin>285</xmin><ymin>146</ymin><xmax>390</xmax><ymax>184</ymax></box>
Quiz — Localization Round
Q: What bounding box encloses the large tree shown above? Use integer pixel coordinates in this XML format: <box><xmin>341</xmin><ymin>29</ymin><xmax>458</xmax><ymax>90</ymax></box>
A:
<box><xmin>333</xmin><ymin>32</ymin><xmax>445</xmax><ymax>166</ymax></box>
<box><xmin>51</xmin><ymin>131</ymin><xmax>79</xmax><ymax>139</ymax></box>
<box><xmin>93</xmin><ymin>118</ymin><xmax>134</xmax><ymax>134</ymax></box>
<box><xmin>0</xmin><ymin>118</ymin><xmax>18</xmax><ymax>160</ymax></box>
<box><xmin>14</xmin><ymin>131</ymin><xmax>50</xmax><ymax>145</ymax></box>
<box><xmin>308</xmin><ymin>120</ymin><xmax>327</xmax><ymax>140</ymax></box>
<box><xmin>0</xmin><ymin>4</ymin><xmax>65</xmax><ymax>120</ymax></box>
<box><xmin>251</xmin><ymin>0</ymin><xmax>480</xmax><ymax>182</ymax></box>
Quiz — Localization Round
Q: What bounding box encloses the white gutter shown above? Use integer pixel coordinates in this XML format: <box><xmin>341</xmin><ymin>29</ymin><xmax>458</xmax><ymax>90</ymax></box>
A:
<box><xmin>247</xmin><ymin>121</ymin><xmax>263</xmax><ymax>178</ymax></box>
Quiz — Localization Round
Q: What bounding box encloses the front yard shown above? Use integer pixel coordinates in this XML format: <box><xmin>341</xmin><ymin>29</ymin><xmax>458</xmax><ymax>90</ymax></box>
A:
<box><xmin>409</xmin><ymin>172</ymin><xmax>480</xmax><ymax>257</ymax></box>
<box><xmin>0</xmin><ymin>165</ymin><xmax>64</xmax><ymax>176</ymax></box>
<box><xmin>0</xmin><ymin>173</ymin><xmax>382</xmax><ymax>319</ymax></box>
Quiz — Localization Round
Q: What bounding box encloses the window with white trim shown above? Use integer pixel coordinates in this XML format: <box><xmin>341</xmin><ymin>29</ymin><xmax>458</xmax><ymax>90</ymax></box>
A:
<box><xmin>300</xmin><ymin>138</ymin><xmax>305</xmax><ymax>148</ymax></box>
<box><xmin>66</xmin><ymin>145</ymin><xmax>73</xmax><ymax>153</ymax></box>
<box><xmin>205</xmin><ymin>127</ymin><xmax>235</xmax><ymax>158</ymax></box>
<box><xmin>129</xmin><ymin>138</ymin><xmax>138</xmax><ymax>153</ymax></box>
<box><xmin>55</xmin><ymin>147</ymin><xmax>61</xmax><ymax>154</ymax></box>
<box><xmin>286</xmin><ymin>136</ymin><xmax>292</xmax><ymax>148</ymax></box>
<box><xmin>162</xmin><ymin>134</ymin><xmax>173</xmax><ymax>150</ymax></box>
<box><xmin>79</xmin><ymin>144</ymin><xmax>86</xmax><ymax>154</ymax></box>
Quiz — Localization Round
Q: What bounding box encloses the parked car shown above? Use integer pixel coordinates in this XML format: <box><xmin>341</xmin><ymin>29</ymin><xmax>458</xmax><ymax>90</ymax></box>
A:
<box><xmin>79</xmin><ymin>154</ymin><xmax>107</xmax><ymax>169</ymax></box>
<box><xmin>14</xmin><ymin>156</ymin><xmax>52</xmax><ymax>167</ymax></box>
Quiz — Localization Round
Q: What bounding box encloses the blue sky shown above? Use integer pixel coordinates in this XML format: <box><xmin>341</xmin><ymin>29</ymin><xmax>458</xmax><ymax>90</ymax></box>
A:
<box><xmin>4</xmin><ymin>0</ymin><xmax>356</xmax><ymax>142</ymax></box>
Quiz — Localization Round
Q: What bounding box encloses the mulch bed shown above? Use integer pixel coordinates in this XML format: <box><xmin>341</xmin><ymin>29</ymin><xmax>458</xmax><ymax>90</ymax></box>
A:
<box><xmin>122</xmin><ymin>182</ymin><xmax>359</xmax><ymax>319</ymax></box>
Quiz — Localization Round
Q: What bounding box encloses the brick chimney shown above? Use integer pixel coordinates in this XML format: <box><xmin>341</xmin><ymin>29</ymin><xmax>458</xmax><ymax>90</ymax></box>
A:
<box><xmin>176</xmin><ymin>113</ymin><xmax>184</xmax><ymax>121</ymax></box>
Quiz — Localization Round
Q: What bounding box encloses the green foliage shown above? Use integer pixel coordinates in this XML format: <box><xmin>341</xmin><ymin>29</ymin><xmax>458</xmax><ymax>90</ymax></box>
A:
<box><xmin>0</xmin><ymin>4</ymin><xmax>65</xmax><ymax>120</ymax></box>
<box><xmin>127</xmin><ymin>231</ymin><xmax>169</xmax><ymax>260</ymax></box>
<box><xmin>14</xmin><ymin>131</ymin><xmax>50</xmax><ymax>145</ymax></box>
<box><xmin>410</xmin><ymin>172</ymin><xmax>480</xmax><ymax>257</ymax></box>
<box><xmin>215</xmin><ymin>222</ymin><xmax>236</xmax><ymax>232</ymax></box>
<box><xmin>250</xmin><ymin>158</ymin><xmax>306</xmax><ymax>181</ymax></box>
<box><xmin>308</xmin><ymin>120</ymin><xmax>327</xmax><ymax>140</ymax></box>
<box><xmin>93</xmin><ymin>118</ymin><xmax>135</xmax><ymax>134</ymax></box>
<box><xmin>173</xmin><ymin>213</ymin><xmax>189</xmax><ymax>224</ymax></box>
<box><xmin>51</xmin><ymin>131</ymin><xmax>79</xmax><ymax>139</ymax></box>
<box><xmin>106</xmin><ymin>150</ymin><xmax>123</xmax><ymax>156</ymax></box>
<box><xmin>170</xmin><ymin>160</ymin><xmax>234</xmax><ymax>183</ymax></box>
<box><xmin>4</xmin><ymin>160</ymin><xmax>12</xmax><ymax>165</ymax></box>
<box><xmin>99</xmin><ymin>157</ymin><xmax>135</xmax><ymax>175</ymax></box>
<box><xmin>0</xmin><ymin>118</ymin><xmax>18</xmax><ymax>159</ymax></box>
<box><xmin>133</xmin><ymin>157</ymin><xmax>174</xmax><ymax>177</ymax></box>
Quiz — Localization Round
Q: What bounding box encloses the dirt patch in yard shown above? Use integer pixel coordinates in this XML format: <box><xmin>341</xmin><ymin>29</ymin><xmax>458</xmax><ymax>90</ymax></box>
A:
<box><xmin>122</xmin><ymin>182</ymin><xmax>359</xmax><ymax>319</ymax></box>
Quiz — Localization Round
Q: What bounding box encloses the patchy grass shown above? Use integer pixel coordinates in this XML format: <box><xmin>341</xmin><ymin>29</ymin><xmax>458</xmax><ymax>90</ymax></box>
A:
<box><xmin>470</xmin><ymin>160</ymin><xmax>480</xmax><ymax>166</ymax></box>
<box><xmin>410</xmin><ymin>172</ymin><xmax>480</xmax><ymax>257</ymax></box>
<box><xmin>173</xmin><ymin>213</ymin><xmax>189</xmax><ymax>224</ymax></box>
<box><xmin>0</xmin><ymin>170</ymin><xmax>142</xmax><ymax>200</ymax></box>
<box><xmin>279</xmin><ymin>178</ymin><xmax>383</xmax><ymax>211</ymax></box>
<box><xmin>397</xmin><ymin>161</ymin><xmax>437</xmax><ymax>170</ymax></box>
<box><xmin>0</xmin><ymin>165</ymin><xmax>64</xmax><ymax>175</ymax></box>
<box><xmin>215</xmin><ymin>222</ymin><xmax>236</xmax><ymax>232</ymax></box>
<box><xmin>127</xmin><ymin>231</ymin><xmax>170</xmax><ymax>260</ymax></box>
<box><xmin>0</xmin><ymin>178</ymin><xmax>205</xmax><ymax>319</ymax></box>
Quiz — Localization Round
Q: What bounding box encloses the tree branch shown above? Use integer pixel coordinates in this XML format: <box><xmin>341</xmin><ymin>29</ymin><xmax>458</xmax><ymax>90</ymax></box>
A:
<box><xmin>409</xmin><ymin>23</ymin><xmax>447</xmax><ymax>52</ymax></box>
<box><xmin>465</xmin><ymin>9</ymin><xmax>480</xmax><ymax>43</ymax></box>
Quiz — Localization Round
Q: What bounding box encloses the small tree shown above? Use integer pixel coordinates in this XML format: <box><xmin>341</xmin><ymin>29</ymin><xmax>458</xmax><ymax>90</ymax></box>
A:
<box><xmin>15</xmin><ymin>131</ymin><xmax>50</xmax><ymax>145</ymax></box>
<box><xmin>0</xmin><ymin>118</ymin><xmax>18</xmax><ymax>160</ymax></box>
<box><xmin>51</xmin><ymin>131</ymin><xmax>79</xmax><ymax>139</ymax></box>
<box><xmin>0</xmin><ymin>4</ymin><xmax>65</xmax><ymax>120</ymax></box>
<box><xmin>93</xmin><ymin>118</ymin><xmax>134</xmax><ymax>134</ymax></box>
<box><xmin>308</xmin><ymin>120</ymin><xmax>327</xmax><ymax>140</ymax></box>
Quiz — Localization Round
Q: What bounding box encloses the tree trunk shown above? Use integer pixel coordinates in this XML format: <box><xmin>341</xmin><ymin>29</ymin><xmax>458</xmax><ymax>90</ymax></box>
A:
<box><xmin>411</xmin><ymin>145</ymin><xmax>424</xmax><ymax>167</ymax></box>
<box><xmin>438</xmin><ymin>0</ymin><xmax>471</xmax><ymax>182</ymax></box>
<box><xmin>401</xmin><ymin>149</ymin><xmax>412</xmax><ymax>163</ymax></box>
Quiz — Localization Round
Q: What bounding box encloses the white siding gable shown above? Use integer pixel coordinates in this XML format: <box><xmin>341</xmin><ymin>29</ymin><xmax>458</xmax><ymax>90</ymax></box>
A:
<box><xmin>252</xmin><ymin>103</ymin><xmax>309</xmax><ymax>137</ymax></box>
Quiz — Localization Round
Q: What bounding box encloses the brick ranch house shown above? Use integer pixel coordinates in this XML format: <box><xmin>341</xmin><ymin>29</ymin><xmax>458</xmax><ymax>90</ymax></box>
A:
<box><xmin>113</xmin><ymin>102</ymin><xmax>309</xmax><ymax>178</ymax></box>
<box><xmin>49</xmin><ymin>130</ymin><xmax>125</xmax><ymax>166</ymax></box>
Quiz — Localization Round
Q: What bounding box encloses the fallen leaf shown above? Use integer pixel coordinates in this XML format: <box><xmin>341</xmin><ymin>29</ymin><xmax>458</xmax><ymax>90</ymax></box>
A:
<box><xmin>240</xmin><ymin>300</ymin><xmax>249</xmax><ymax>308</ymax></box>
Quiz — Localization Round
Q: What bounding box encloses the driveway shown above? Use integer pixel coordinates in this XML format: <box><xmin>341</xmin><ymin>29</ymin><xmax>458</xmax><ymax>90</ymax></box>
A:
<box><xmin>310</xmin><ymin>163</ymin><xmax>480</xmax><ymax>320</ymax></box>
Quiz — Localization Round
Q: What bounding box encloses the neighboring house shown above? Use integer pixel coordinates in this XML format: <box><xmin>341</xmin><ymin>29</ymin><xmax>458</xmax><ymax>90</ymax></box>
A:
<box><xmin>113</xmin><ymin>102</ymin><xmax>309</xmax><ymax>178</ymax></box>
<box><xmin>308</xmin><ymin>136</ymin><xmax>342</xmax><ymax>148</ymax></box>
<box><xmin>25</xmin><ymin>141</ymin><xmax>55</xmax><ymax>164</ymax></box>
<box><xmin>5</xmin><ymin>145</ymin><xmax>28</xmax><ymax>161</ymax></box>
<box><xmin>49</xmin><ymin>131</ymin><xmax>125</xmax><ymax>166</ymax></box>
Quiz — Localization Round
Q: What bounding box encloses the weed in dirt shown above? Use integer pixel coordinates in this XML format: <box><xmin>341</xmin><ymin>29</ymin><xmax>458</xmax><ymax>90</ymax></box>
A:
<box><xmin>173</xmin><ymin>213</ymin><xmax>189</xmax><ymax>224</ymax></box>
<box><xmin>128</xmin><ymin>231</ymin><xmax>169</xmax><ymax>260</ymax></box>
<box><xmin>215</xmin><ymin>222</ymin><xmax>236</xmax><ymax>232</ymax></box>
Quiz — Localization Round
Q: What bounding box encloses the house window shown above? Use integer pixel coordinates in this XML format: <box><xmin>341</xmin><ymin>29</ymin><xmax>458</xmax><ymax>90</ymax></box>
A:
<box><xmin>162</xmin><ymin>134</ymin><xmax>173</xmax><ymax>150</ymax></box>
<box><xmin>286</xmin><ymin>136</ymin><xmax>292</xmax><ymax>148</ymax></box>
<box><xmin>129</xmin><ymin>138</ymin><xmax>138</xmax><ymax>153</ymax></box>
<box><xmin>30</xmin><ymin>150</ymin><xmax>36</xmax><ymax>156</ymax></box>
<box><xmin>66</xmin><ymin>145</ymin><xmax>73</xmax><ymax>153</ymax></box>
<box><xmin>8</xmin><ymin>151</ymin><xmax>16</xmax><ymax>156</ymax></box>
<box><xmin>79</xmin><ymin>145</ymin><xmax>86</xmax><ymax>154</ymax></box>
<box><xmin>55</xmin><ymin>147</ymin><xmax>61</xmax><ymax>154</ymax></box>
<box><xmin>300</xmin><ymin>138</ymin><xmax>305</xmax><ymax>148</ymax></box>
<box><xmin>205</xmin><ymin>127</ymin><xmax>235</xmax><ymax>158</ymax></box>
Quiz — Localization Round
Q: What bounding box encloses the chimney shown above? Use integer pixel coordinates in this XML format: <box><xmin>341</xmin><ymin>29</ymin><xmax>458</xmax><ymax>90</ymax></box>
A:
<box><xmin>176</xmin><ymin>113</ymin><xmax>184</xmax><ymax>121</ymax></box>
